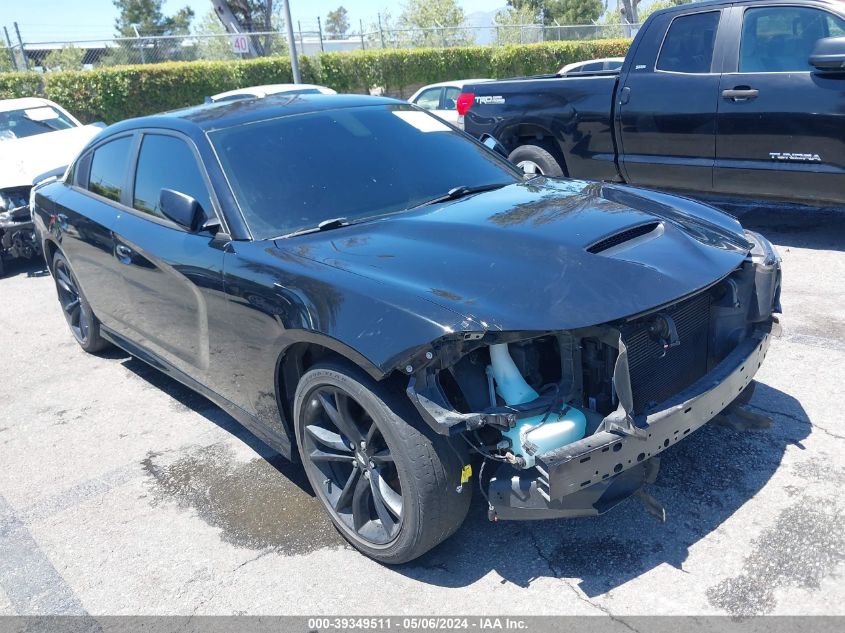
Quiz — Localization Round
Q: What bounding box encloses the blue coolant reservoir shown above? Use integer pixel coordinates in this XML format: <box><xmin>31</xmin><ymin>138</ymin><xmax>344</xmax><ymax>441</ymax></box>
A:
<box><xmin>489</xmin><ymin>343</ymin><xmax>587</xmax><ymax>469</ymax></box>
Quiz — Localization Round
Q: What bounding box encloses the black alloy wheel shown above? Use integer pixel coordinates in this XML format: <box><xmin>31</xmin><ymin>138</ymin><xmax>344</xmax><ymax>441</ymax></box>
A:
<box><xmin>52</xmin><ymin>252</ymin><xmax>108</xmax><ymax>353</ymax></box>
<box><xmin>294</xmin><ymin>362</ymin><xmax>471</xmax><ymax>564</ymax></box>
<box><xmin>301</xmin><ymin>385</ymin><xmax>404</xmax><ymax>545</ymax></box>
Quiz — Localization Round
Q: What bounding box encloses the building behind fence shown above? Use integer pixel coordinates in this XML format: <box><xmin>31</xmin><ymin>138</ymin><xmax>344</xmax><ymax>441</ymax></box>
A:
<box><xmin>1</xmin><ymin>22</ymin><xmax>638</xmax><ymax>73</ymax></box>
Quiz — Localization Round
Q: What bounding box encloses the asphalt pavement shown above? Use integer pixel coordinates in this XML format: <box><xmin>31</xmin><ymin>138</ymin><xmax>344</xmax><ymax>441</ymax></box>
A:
<box><xmin>0</xmin><ymin>205</ymin><xmax>843</xmax><ymax>616</ymax></box>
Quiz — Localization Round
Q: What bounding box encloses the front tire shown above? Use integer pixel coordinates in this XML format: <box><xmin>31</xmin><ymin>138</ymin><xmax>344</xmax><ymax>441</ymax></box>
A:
<box><xmin>52</xmin><ymin>251</ymin><xmax>109</xmax><ymax>353</ymax></box>
<box><xmin>294</xmin><ymin>361</ymin><xmax>470</xmax><ymax>564</ymax></box>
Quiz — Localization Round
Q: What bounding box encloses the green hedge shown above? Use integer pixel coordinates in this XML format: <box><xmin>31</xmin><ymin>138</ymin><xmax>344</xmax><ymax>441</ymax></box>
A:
<box><xmin>0</xmin><ymin>71</ymin><xmax>43</xmax><ymax>100</ymax></box>
<box><xmin>0</xmin><ymin>39</ymin><xmax>630</xmax><ymax>124</ymax></box>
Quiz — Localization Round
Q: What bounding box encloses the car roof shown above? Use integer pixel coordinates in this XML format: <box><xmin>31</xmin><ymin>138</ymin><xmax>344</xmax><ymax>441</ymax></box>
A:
<box><xmin>100</xmin><ymin>94</ymin><xmax>403</xmax><ymax>138</ymax></box>
<box><xmin>414</xmin><ymin>79</ymin><xmax>492</xmax><ymax>90</ymax></box>
<box><xmin>0</xmin><ymin>97</ymin><xmax>56</xmax><ymax>113</ymax></box>
<box><xmin>210</xmin><ymin>83</ymin><xmax>335</xmax><ymax>100</ymax></box>
<box><xmin>650</xmin><ymin>0</ymin><xmax>843</xmax><ymax>15</ymax></box>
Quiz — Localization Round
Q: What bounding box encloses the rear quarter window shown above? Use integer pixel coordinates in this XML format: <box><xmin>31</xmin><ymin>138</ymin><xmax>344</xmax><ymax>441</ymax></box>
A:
<box><xmin>88</xmin><ymin>136</ymin><xmax>133</xmax><ymax>203</ymax></box>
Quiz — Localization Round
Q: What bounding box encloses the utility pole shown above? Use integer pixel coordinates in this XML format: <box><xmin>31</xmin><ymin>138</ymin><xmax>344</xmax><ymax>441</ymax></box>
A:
<box><xmin>282</xmin><ymin>0</ymin><xmax>301</xmax><ymax>83</ymax></box>
<box><xmin>377</xmin><ymin>13</ymin><xmax>385</xmax><ymax>49</ymax></box>
<box><xmin>13</xmin><ymin>22</ymin><xmax>28</xmax><ymax>71</ymax></box>
<box><xmin>359</xmin><ymin>19</ymin><xmax>365</xmax><ymax>50</ymax></box>
<box><xmin>3</xmin><ymin>27</ymin><xmax>18</xmax><ymax>71</ymax></box>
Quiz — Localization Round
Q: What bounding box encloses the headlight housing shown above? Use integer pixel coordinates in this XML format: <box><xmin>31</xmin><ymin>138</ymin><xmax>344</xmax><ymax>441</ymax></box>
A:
<box><xmin>744</xmin><ymin>230</ymin><xmax>780</xmax><ymax>267</ymax></box>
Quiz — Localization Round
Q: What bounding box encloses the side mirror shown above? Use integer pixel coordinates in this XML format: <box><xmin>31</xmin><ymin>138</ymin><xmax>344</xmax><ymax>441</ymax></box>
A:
<box><xmin>160</xmin><ymin>189</ymin><xmax>207</xmax><ymax>232</ymax></box>
<box><xmin>809</xmin><ymin>36</ymin><xmax>845</xmax><ymax>72</ymax></box>
<box><xmin>479</xmin><ymin>134</ymin><xmax>509</xmax><ymax>159</ymax></box>
<box><xmin>91</xmin><ymin>121</ymin><xmax>107</xmax><ymax>129</ymax></box>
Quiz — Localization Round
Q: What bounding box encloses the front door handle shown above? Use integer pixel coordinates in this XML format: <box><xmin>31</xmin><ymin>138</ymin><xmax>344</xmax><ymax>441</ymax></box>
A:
<box><xmin>115</xmin><ymin>243</ymin><xmax>133</xmax><ymax>263</ymax></box>
<box><xmin>722</xmin><ymin>87</ymin><xmax>759</xmax><ymax>101</ymax></box>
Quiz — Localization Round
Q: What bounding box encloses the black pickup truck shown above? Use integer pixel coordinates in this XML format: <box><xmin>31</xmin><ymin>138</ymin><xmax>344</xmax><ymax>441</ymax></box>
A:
<box><xmin>461</xmin><ymin>0</ymin><xmax>845</xmax><ymax>207</ymax></box>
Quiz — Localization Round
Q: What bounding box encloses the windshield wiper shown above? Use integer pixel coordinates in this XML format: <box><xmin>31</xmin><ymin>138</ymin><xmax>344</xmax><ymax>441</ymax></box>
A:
<box><xmin>412</xmin><ymin>182</ymin><xmax>509</xmax><ymax>209</ymax></box>
<box><xmin>275</xmin><ymin>217</ymin><xmax>349</xmax><ymax>239</ymax></box>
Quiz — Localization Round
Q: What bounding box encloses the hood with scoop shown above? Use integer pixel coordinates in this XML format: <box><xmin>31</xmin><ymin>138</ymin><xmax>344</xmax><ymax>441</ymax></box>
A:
<box><xmin>276</xmin><ymin>178</ymin><xmax>752</xmax><ymax>332</ymax></box>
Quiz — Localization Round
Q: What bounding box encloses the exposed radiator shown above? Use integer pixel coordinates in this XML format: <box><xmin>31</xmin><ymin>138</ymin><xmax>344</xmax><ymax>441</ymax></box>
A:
<box><xmin>623</xmin><ymin>291</ymin><xmax>711</xmax><ymax>413</ymax></box>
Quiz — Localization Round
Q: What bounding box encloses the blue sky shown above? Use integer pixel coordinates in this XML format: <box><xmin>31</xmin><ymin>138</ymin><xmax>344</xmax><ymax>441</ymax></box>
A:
<box><xmin>1</xmin><ymin>0</ymin><xmax>505</xmax><ymax>43</ymax></box>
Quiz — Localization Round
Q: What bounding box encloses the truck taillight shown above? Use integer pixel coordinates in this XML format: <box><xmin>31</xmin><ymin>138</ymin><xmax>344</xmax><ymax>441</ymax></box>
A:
<box><xmin>456</xmin><ymin>92</ymin><xmax>474</xmax><ymax>116</ymax></box>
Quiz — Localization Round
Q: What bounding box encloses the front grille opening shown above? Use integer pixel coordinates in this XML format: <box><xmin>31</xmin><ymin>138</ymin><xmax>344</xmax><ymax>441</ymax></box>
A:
<box><xmin>623</xmin><ymin>291</ymin><xmax>712</xmax><ymax>414</ymax></box>
<box><xmin>587</xmin><ymin>221</ymin><xmax>660</xmax><ymax>254</ymax></box>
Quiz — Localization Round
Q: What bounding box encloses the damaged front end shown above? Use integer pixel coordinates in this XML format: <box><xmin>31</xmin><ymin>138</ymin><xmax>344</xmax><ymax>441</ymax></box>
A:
<box><xmin>0</xmin><ymin>186</ymin><xmax>40</xmax><ymax>274</ymax></box>
<box><xmin>406</xmin><ymin>230</ymin><xmax>782</xmax><ymax>521</ymax></box>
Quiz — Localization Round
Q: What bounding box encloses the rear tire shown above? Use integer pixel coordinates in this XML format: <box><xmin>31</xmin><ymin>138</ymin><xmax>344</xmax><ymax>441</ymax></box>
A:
<box><xmin>294</xmin><ymin>361</ymin><xmax>471</xmax><ymax>564</ymax></box>
<box><xmin>52</xmin><ymin>251</ymin><xmax>109</xmax><ymax>353</ymax></box>
<box><xmin>508</xmin><ymin>142</ymin><xmax>565</xmax><ymax>177</ymax></box>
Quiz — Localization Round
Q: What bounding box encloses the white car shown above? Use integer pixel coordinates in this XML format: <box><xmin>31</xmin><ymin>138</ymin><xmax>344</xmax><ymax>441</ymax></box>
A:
<box><xmin>558</xmin><ymin>57</ymin><xmax>625</xmax><ymax>75</ymax></box>
<box><xmin>0</xmin><ymin>97</ymin><xmax>103</xmax><ymax>275</ymax></box>
<box><xmin>208</xmin><ymin>83</ymin><xmax>337</xmax><ymax>103</ymax></box>
<box><xmin>408</xmin><ymin>79</ymin><xmax>492</xmax><ymax>128</ymax></box>
<box><xmin>0</xmin><ymin>97</ymin><xmax>102</xmax><ymax>190</ymax></box>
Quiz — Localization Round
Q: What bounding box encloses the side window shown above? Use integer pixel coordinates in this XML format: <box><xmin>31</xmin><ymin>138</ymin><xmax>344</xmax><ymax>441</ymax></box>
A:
<box><xmin>132</xmin><ymin>134</ymin><xmax>214</xmax><ymax>220</ymax></box>
<box><xmin>739</xmin><ymin>7</ymin><xmax>845</xmax><ymax>72</ymax></box>
<box><xmin>443</xmin><ymin>86</ymin><xmax>460</xmax><ymax>110</ymax></box>
<box><xmin>579</xmin><ymin>62</ymin><xmax>604</xmax><ymax>72</ymax></box>
<box><xmin>70</xmin><ymin>152</ymin><xmax>92</xmax><ymax>187</ymax></box>
<box><xmin>88</xmin><ymin>136</ymin><xmax>132</xmax><ymax>203</ymax></box>
<box><xmin>414</xmin><ymin>88</ymin><xmax>442</xmax><ymax>110</ymax></box>
<box><xmin>657</xmin><ymin>11</ymin><xmax>720</xmax><ymax>73</ymax></box>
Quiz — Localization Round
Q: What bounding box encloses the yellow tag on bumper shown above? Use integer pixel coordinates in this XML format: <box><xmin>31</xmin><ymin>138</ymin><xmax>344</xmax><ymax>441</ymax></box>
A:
<box><xmin>460</xmin><ymin>464</ymin><xmax>472</xmax><ymax>485</ymax></box>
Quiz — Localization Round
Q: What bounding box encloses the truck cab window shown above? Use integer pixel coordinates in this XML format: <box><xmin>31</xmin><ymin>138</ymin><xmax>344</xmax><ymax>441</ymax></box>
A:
<box><xmin>739</xmin><ymin>6</ymin><xmax>845</xmax><ymax>72</ymax></box>
<box><xmin>657</xmin><ymin>11</ymin><xmax>720</xmax><ymax>73</ymax></box>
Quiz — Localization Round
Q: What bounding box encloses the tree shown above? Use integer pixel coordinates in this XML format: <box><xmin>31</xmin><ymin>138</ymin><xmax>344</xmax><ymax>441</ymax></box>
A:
<box><xmin>493</xmin><ymin>5</ymin><xmax>541</xmax><ymax>45</ymax></box>
<box><xmin>113</xmin><ymin>0</ymin><xmax>194</xmax><ymax>37</ymax></box>
<box><xmin>0</xmin><ymin>48</ymin><xmax>14</xmax><ymax>73</ymax></box>
<box><xmin>548</xmin><ymin>0</ymin><xmax>604</xmax><ymax>24</ymax></box>
<box><xmin>325</xmin><ymin>6</ymin><xmax>350</xmax><ymax>39</ymax></box>
<box><xmin>194</xmin><ymin>9</ymin><xmax>287</xmax><ymax>60</ymax></box>
<box><xmin>615</xmin><ymin>0</ymin><xmax>689</xmax><ymax>36</ymax></box>
<box><xmin>397</xmin><ymin>0</ymin><xmax>474</xmax><ymax>47</ymax></box>
<box><xmin>210</xmin><ymin>1</ymin><xmax>286</xmax><ymax>56</ymax></box>
<box><xmin>507</xmin><ymin>0</ymin><xmax>602</xmax><ymax>25</ymax></box>
<box><xmin>43</xmin><ymin>46</ymin><xmax>86</xmax><ymax>72</ymax></box>
<box><xmin>110</xmin><ymin>0</ymin><xmax>194</xmax><ymax>64</ymax></box>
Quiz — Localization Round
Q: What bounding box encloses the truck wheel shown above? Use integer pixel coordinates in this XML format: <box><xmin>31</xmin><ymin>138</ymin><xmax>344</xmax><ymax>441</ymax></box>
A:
<box><xmin>52</xmin><ymin>252</ymin><xmax>109</xmax><ymax>353</ymax></box>
<box><xmin>294</xmin><ymin>361</ymin><xmax>471</xmax><ymax>564</ymax></box>
<box><xmin>508</xmin><ymin>143</ymin><xmax>565</xmax><ymax>177</ymax></box>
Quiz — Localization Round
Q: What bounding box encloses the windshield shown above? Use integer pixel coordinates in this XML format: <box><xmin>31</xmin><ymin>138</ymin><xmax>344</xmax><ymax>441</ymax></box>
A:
<box><xmin>209</xmin><ymin>104</ymin><xmax>520</xmax><ymax>239</ymax></box>
<box><xmin>0</xmin><ymin>105</ymin><xmax>77</xmax><ymax>141</ymax></box>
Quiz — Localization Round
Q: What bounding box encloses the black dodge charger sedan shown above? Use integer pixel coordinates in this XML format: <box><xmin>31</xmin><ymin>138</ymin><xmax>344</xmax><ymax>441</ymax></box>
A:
<box><xmin>31</xmin><ymin>94</ymin><xmax>782</xmax><ymax>563</ymax></box>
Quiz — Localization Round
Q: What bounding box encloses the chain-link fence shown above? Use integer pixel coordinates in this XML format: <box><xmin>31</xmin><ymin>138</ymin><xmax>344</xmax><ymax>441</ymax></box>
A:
<box><xmin>3</xmin><ymin>24</ymin><xmax>638</xmax><ymax>73</ymax></box>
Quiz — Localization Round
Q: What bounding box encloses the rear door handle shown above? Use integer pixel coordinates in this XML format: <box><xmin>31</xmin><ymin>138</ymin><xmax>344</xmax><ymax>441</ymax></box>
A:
<box><xmin>722</xmin><ymin>87</ymin><xmax>759</xmax><ymax>101</ymax></box>
<box><xmin>115</xmin><ymin>243</ymin><xmax>133</xmax><ymax>263</ymax></box>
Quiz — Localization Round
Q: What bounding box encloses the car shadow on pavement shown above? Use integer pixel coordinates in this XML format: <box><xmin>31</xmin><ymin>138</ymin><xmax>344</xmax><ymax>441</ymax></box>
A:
<box><xmin>395</xmin><ymin>381</ymin><xmax>810</xmax><ymax>595</ymax></box>
<box><xmin>1</xmin><ymin>257</ymin><xmax>50</xmax><ymax>279</ymax></box>
<box><xmin>721</xmin><ymin>203</ymin><xmax>845</xmax><ymax>253</ymax></box>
